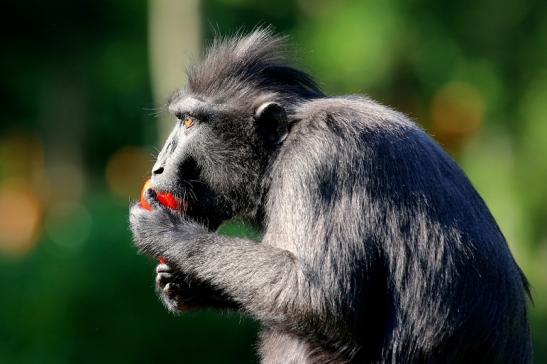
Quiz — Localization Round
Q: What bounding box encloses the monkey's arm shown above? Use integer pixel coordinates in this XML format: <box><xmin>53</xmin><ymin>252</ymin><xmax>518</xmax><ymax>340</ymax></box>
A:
<box><xmin>130</xmin><ymin>203</ymin><xmax>328</xmax><ymax>331</ymax></box>
<box><xmin>170</xmin><ymin>234</ymin><xmax>302</xmax><ymax>324</ymax></box>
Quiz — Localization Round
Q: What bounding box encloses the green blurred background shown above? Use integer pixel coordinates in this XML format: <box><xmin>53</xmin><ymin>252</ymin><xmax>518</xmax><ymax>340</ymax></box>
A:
<box><xmin>1</xmin><ymin>0</ymin><xmax>546</xmax><ymax>363</ymax></box>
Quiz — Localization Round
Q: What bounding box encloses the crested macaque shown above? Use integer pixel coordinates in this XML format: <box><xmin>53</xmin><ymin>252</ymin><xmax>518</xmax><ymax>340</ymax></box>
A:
<box><xmin>130</xmin><ymin>29</ymin><xmax>532</xmax><ymax>363</ymax></box>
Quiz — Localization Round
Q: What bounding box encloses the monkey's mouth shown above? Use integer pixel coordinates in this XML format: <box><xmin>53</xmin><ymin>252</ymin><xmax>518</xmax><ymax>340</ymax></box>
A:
<box><xmin>150</xmin><ymin>173</ymin><xmax>231</xmax><ymax>231</ymax></box>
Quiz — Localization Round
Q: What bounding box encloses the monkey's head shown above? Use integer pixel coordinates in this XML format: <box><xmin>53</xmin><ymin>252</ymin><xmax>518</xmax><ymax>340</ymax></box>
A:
<box><xmin>149</xmin><ymin>29</ymin><xmax>323</xmax><ymax>230</ymax></box>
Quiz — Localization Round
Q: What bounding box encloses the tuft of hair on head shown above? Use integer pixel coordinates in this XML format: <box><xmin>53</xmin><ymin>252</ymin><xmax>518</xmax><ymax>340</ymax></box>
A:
<box><xmin>186</xmin><ymin>27</ymin><xmax>325</xmax><ymax>104</ymax></box>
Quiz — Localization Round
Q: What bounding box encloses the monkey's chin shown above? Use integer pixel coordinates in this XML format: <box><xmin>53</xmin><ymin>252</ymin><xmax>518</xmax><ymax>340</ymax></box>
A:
<box><xmin>183</xmin><ymin>209</ymin><xmax>225</xmax><ymax>232</ymax></box>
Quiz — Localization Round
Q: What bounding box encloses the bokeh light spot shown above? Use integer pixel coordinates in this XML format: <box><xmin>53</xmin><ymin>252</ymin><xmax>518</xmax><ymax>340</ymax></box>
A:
<box><xmin>0</xmin><ymin>179</ymin><xmax>42</xmax><ymax>256</ymax></box>
<box><xmin>431</xmin><ymin>81</ymin><xmax>484</xmax><ymax>152</ymax></box>
<box><xmin>45</xmin><ymin>201</ymin><xmax>92</xmax><ymax>248</ymax></box>
<box><xmin>0</xmin><ymin>133</ymin><xmax>45</xmax><ymax>183</ymax></box>
<box><xmin>47</xmin><ymin>162</ymin><xmax>86</xmax><ymax>202</ymax></box>
<box><xmin>105</xmin><ymin>146</ymin><xmax>151</xmax><ymax>200</ymax></box>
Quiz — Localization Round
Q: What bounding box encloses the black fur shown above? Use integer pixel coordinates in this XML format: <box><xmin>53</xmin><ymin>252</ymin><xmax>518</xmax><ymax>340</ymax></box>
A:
<box><xmin>130</xmin><ymin>28</ymin><xmax>532</xmax><ymax>363</ymax></box>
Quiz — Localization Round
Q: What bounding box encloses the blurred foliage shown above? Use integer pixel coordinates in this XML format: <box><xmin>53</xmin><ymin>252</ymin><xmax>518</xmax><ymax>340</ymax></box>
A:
<box><xmin>1</xmin><ymin>0</ymin><xmax>546</xmax><ymax>363</ymax></box>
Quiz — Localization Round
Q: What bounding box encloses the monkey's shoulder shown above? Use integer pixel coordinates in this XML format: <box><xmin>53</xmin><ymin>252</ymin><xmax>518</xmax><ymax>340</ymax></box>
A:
<box><xmin>292</xmin><ymin>95</ymin><xmax>418</xmax><ymax>136</ymax></box>
<box><xmin>288</xmin><ymin>95</ymin><xmax>435</xmax><ymax>160</ymax></box>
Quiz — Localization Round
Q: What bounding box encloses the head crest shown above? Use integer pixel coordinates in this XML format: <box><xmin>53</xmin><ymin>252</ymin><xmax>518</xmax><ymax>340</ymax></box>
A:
<box><xmin>186</xmin><ymin>28</ymin><xmax>324</xmax><ymax>103</ymax></box>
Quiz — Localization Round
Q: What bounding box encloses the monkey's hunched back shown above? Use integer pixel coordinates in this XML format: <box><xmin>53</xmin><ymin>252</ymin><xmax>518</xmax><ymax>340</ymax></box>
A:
<box><xmin>132</xmin><ymin>29</ymin><xmax>532</xmax><ymax>364</ymax></box>
<box><xmin>265</xmin><ymin>95</ymin><xmax>531</xmax><ymax>362</ymax></box>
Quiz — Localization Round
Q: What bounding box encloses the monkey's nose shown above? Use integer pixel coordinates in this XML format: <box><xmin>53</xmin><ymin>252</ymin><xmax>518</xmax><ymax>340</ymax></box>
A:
<box><xmin>153</xmin><ymin>166</ymin><xmax>164</xmax><ymax>175</ymax></box>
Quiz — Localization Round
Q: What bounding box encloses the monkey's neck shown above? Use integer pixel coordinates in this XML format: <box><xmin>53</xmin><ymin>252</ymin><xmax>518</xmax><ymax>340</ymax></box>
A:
<box><xmin>238</xmin><ymin>148</ymin><xmax>282</xmax><ymax>232</ymax></box>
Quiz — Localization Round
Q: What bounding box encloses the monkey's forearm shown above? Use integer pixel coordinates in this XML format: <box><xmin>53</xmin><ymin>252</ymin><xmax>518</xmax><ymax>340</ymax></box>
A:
<box><xmin>131</xmin><ymin>205</ymin><xmax>332</xmax><ymax>332</ymax></box>
<box><xmin>165</xmin><ymin>233</ymin><xmax>318</xmax><ymax>327</ymax></box>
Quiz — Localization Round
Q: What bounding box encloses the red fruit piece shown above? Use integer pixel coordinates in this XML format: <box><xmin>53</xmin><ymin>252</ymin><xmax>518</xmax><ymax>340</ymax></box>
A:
<box><xmin>157</xmin><ymin>192</ymin><xmax>182</xmax><ymax>210</ymax></box>
<box><xmin>139</xmin><ymin>178</ymin><xmax>187</xmax><ymax>211</ymax></box>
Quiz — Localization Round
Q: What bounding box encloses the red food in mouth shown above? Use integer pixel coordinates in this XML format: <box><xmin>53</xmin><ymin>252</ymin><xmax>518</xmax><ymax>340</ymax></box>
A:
<box><xmin>139</xmin><ymin>178</ymin><xmax>188</xmax><ymax>211</ymax></box>
<box><xmin>156</xmin><ymin>192</ymin><xmax>181</xmax><ymax>210</ymax></box>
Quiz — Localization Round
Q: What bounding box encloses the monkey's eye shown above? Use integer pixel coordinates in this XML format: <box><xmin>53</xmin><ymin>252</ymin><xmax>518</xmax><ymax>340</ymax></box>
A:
<box><xmin>182</xmin><ymin>116</ymin><xmax>195</xmax><ymax>129</ymax></box>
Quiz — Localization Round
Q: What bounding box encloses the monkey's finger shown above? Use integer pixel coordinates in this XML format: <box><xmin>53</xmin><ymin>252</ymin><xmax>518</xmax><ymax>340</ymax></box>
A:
<box><xmin>164</xmin><ymin>282</ymin><xmax>183</xmax><ymax>300</ymax></box>
<box><xmin>156</xmin><ymin>272</ymin><xmax>173</xmax><ymax>290</ymax></box>
<box><xmin>145</xmin><ymin>188</ymin><xmax>162</xmax><ymax>209</ymax></box>
<box><xmin>156</xmin><ymin>263</ymin><xmax>173</xmax><ymax>274</ymax></box>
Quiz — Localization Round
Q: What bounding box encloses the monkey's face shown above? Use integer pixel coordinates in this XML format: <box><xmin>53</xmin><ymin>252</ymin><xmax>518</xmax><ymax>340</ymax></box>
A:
<box><xmin>150</xmin><ymin>95</ymin><xmax>288</xmax><ymax>230</ymax></box>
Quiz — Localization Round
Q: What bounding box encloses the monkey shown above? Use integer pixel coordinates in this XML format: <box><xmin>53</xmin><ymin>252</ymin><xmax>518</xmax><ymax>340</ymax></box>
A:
<box><xmin>129</xmin><ymin>29</ymin><xmax>532</xmax><ymax>363</ymax></box>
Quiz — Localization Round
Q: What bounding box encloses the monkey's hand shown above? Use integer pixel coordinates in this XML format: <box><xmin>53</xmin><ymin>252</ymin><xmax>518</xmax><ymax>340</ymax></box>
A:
<box><xmin>130</xmin><ymin>191</ymin><xmax>229</xmax><ymax>312</ymax></box>
<box><xmin>156</xmin><ymin>262</ymin><xmax>238</xmax><ymax>313</ymax></box>
<box><xmin>155</xmin><ymin>263</ymin><xmax>203</xmax><ymax>312</ymax></box>
<box><xmin>129</xmin><ymin>189</ymin><xmax>208</xmax><ymax>261</ymax></box>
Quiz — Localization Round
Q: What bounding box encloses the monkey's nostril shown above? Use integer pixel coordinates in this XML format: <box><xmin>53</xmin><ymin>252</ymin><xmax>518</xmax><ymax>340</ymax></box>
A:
<box><xmin>153</xmin><ymin>167</ymin><xmax>164</xmax><ymax>175</ymax></box>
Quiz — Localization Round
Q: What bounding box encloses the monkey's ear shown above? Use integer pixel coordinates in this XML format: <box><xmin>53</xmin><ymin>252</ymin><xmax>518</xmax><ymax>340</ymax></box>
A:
<box><xmin>255</xmin><ymin>102</ymin><xmax>288</xmax><ymax>146</ymax></box>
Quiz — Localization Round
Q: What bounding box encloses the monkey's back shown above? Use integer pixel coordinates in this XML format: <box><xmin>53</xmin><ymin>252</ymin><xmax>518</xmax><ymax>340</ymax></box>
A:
<box><xmin>263</xmin><ymin>96</ymin><xmax>532</xmax><ymax>363</ymax></box>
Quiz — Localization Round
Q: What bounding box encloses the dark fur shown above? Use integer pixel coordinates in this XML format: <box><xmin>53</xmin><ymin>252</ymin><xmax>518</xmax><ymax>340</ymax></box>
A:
<box><xmin>130</xmin><ymin>29</ymin><xmax>532</xmax><ymax>363</ymax></box>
